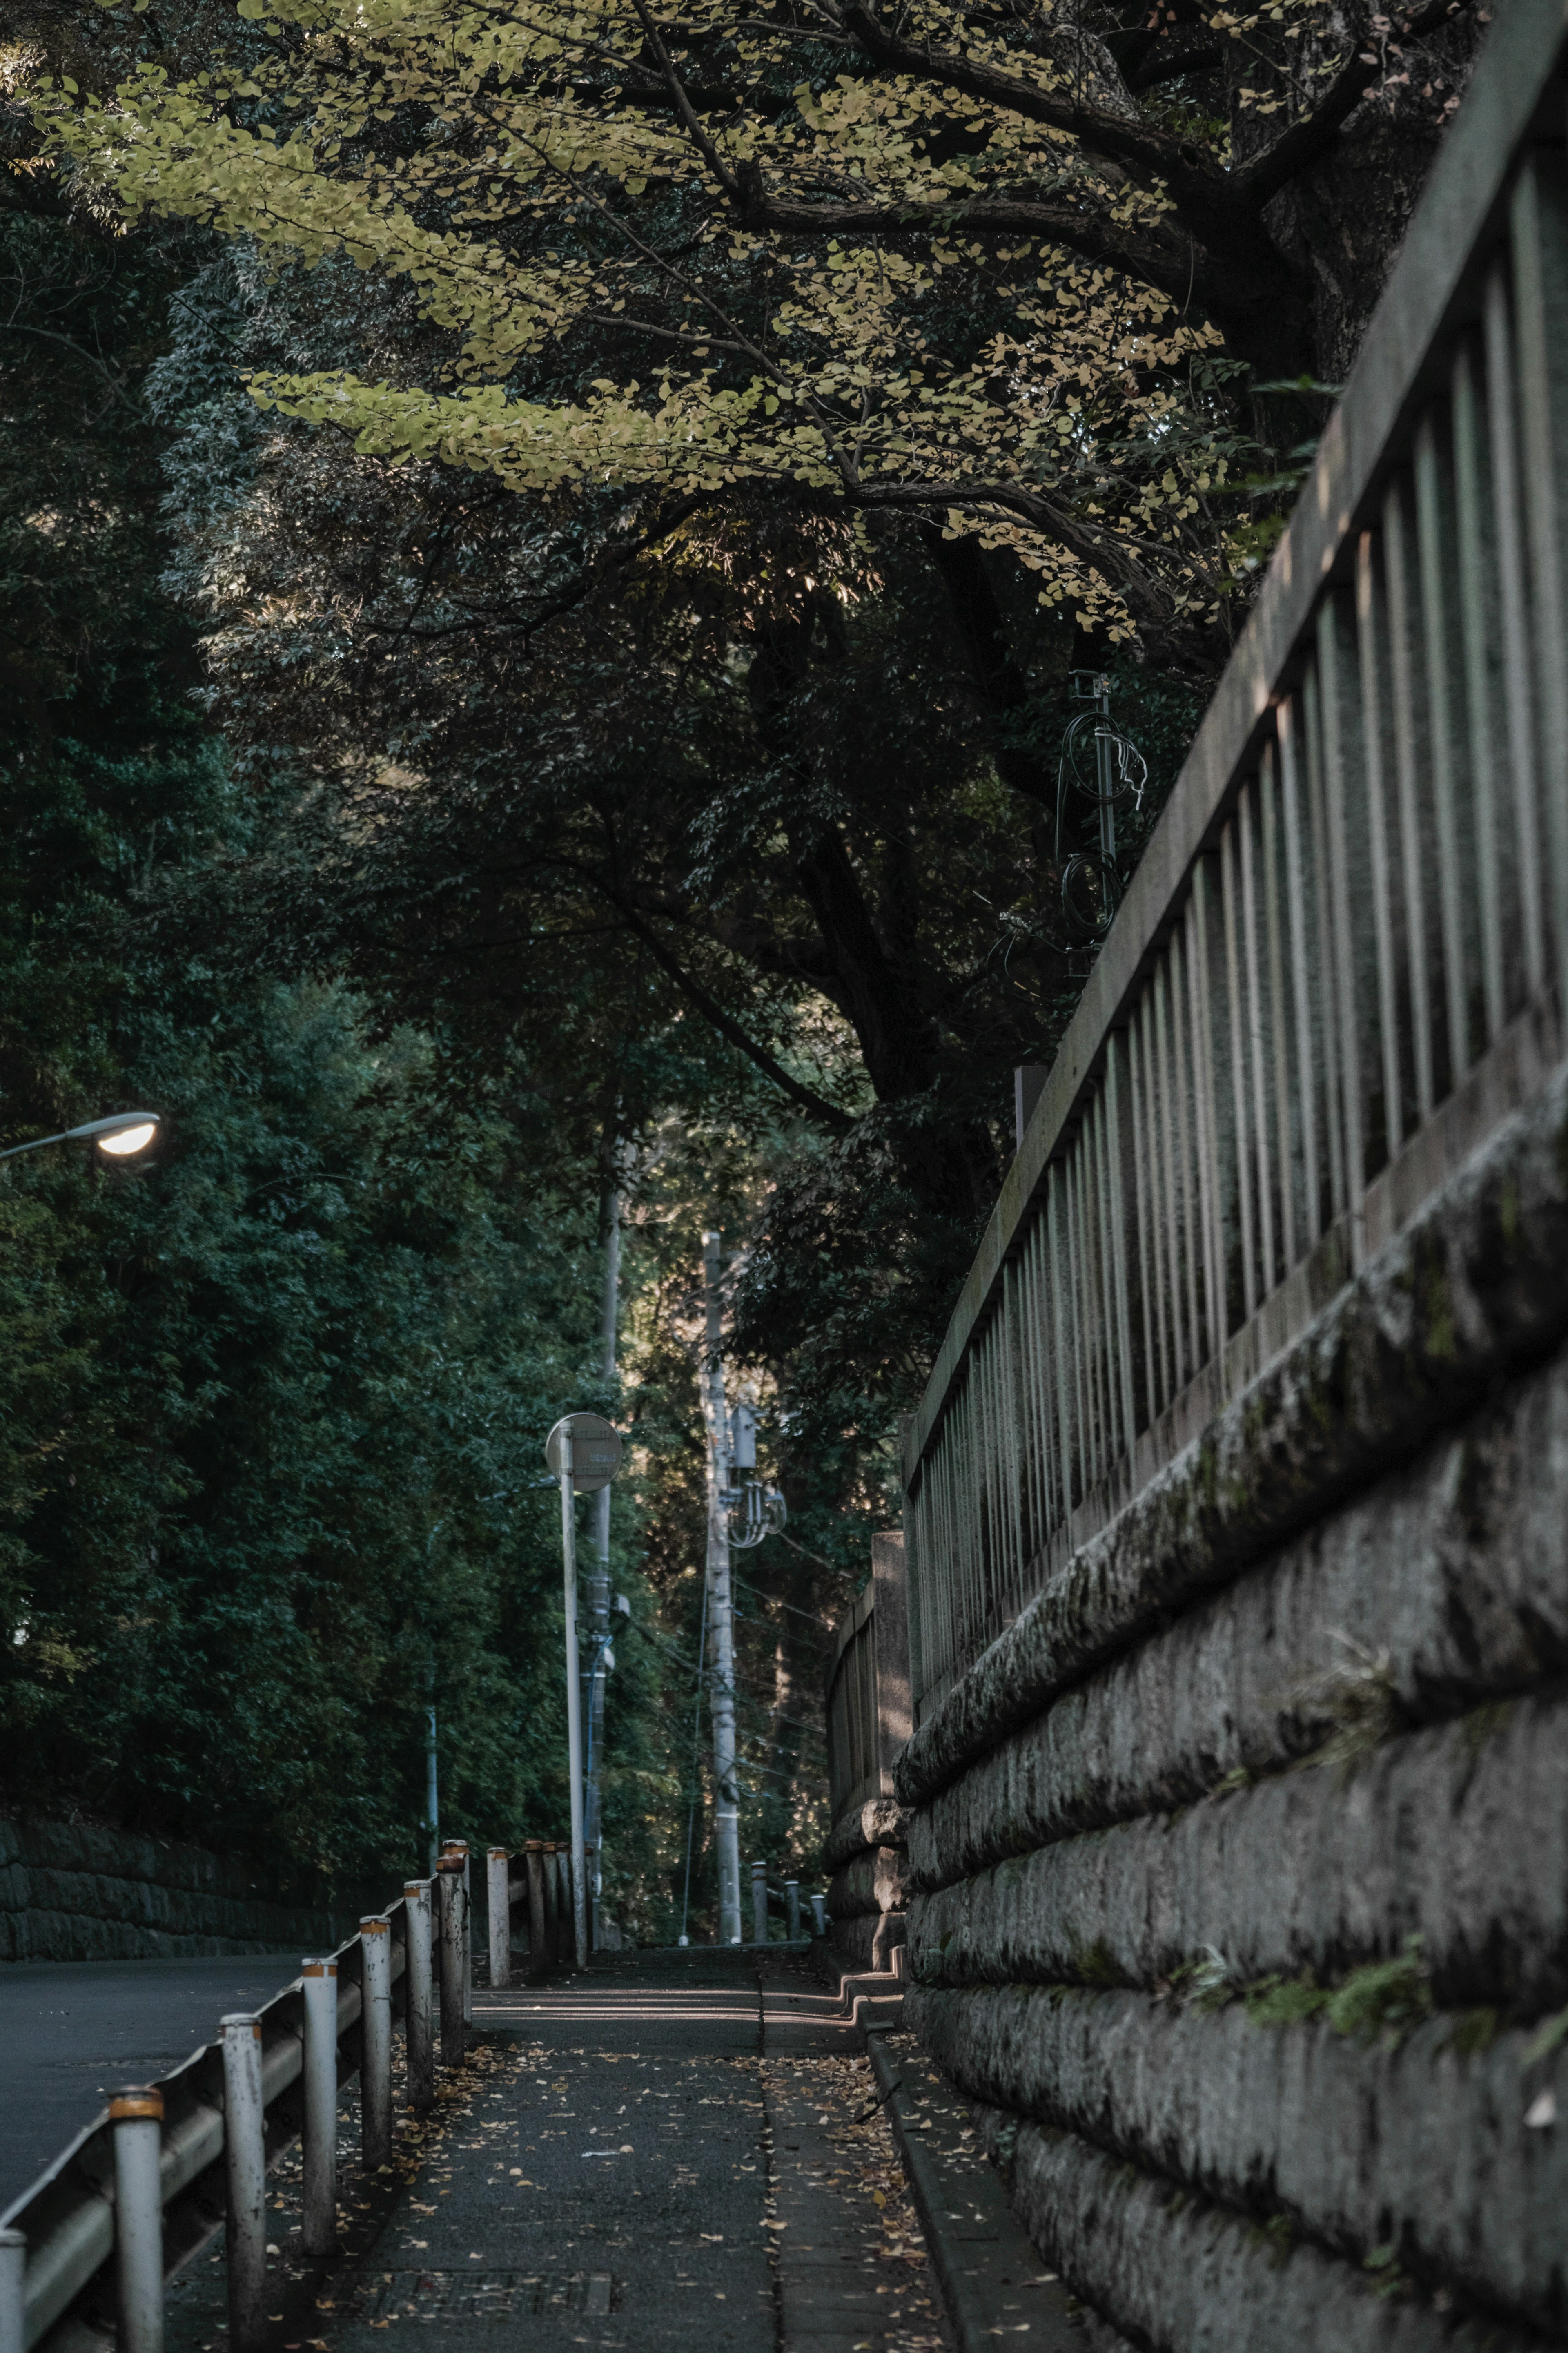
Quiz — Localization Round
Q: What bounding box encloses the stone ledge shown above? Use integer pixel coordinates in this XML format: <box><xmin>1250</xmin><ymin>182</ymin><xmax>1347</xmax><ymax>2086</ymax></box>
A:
<box><xmin>911</xmin><ymin>1982</ymin><xmax>1566</xmax><ymax>2335</ymax></box>
<box><xmin>909</xmin><ymin>1688</ymin><xmax>1568</xmax><ymax>2011</ymax></box>
<box><xmin>980</xmin><ymin>2106</ymin><xmax>1546</xmax><ymax>2353</ymax></box>
<box><xmin>828</xmin><ymin>1845</ymin><xmax>910</xmax><ymax>1925</ymax></box>
<box><xmin>900</xmin><ymin>1059</ymin><xmax>1568</xmax><ymax>1811</ymax></box>
<box><xmin>908</xmin><ymin>1340</ymin><xmax>1568</xmax><ymax>1893</ymax></box>
<box><xmin>823</xmin><ymin>1797</ymin><xmax>911</xmax><ymax>1875</ymax></box>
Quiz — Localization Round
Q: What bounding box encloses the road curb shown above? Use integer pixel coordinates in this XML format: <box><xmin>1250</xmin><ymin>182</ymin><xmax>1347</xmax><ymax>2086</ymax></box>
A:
<box><xmin>865</xmin><ymin>2030</ymin><xmax>1084</xmax><ymax>2352</ymax></box>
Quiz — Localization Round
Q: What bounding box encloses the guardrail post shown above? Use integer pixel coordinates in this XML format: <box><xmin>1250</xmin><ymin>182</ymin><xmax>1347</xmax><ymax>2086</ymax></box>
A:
<box><xmin>541</xmin><ymin>1842</ymin><xmax>559</xmax><ymax>1963</ymax></box>
<box><xmin>526</xmin><ymin>1841</ymin><xmax>546</xmax><ymax>1966</ymax></box>
<box><xmin>220</xmin><ymin>2017</ymin><xmax>266</xmax><ymax>2352</ymax></box>
<box><xmin>110</xmin><ymin>2087</ymin><xmax>164</xmax><ymax>2353</ymax></box>
<box><xmin>301</xmin><ymin>1959</ymin><xmax>339</xmax><ymax>2256</ymax></box>
<box><xmin>359</xmin><ymin>1918</ymin><xmax>392</xmax><ymax>2169</ymax></box>
<box><xmin>809</xmin><ymin>1894</ymin><xmax>826</xmax><ymax>1937</ymax></box>
<box><xmin>553</xmin><ymin>1848</ymin><xmax>572</xmax><ymax>1968</ymax></box>
<box><xmin>403</xmin><ymin>1881</ymin><xmax>434</xmax><ymax>2112</ymax></box>
<box><xmin>487</xmin><ymin>1848</ymin><xmax>510</xmax><ymax>1990</ymax></box>
<box><xmin>786</xmin><ymin>1880</ymin><xmax>800</xmax><ymax>1940</ymax></box>
<box><xmin>751</xmin><ymin>1862</ymin><xmax>767</xmax><ymax>1947</ymax></box>
<box><xmin>440</xmin><ymin>1840</ymin><xmax>472</xmax><ymax>2025</ymax></box>
<box><xmin>0</xmin><ymin>2226</ymin><xmax>26</xmax><ymax>2353</ymax></box>
<box><xmin>436</xmin><ymin>1858</ymin><xmax>466</xmax><ymax>2066</ymax></box>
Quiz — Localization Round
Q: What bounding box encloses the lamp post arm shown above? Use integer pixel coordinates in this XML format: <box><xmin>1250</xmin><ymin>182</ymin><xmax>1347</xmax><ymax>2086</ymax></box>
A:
<box><xmin>0</xmin><ymin>1113</ymin><xmax>160</xmax><ymax>1162</ymax></box>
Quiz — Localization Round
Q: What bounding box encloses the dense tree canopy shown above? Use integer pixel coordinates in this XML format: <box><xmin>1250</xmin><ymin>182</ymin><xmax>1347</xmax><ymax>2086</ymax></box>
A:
<box><xmin>0</xmin><ymin>0</ymin><xmax>1486</xmax><ymax>1910</ymax></box>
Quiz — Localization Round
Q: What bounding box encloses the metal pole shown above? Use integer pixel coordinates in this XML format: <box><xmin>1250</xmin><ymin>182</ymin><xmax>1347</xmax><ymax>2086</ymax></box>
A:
<box><xmin>526</xmin><ymin>1842</ymin><xmax>547</xmax><ymax>1968</ymax></box>
<box><xmin>559</xmin><ymin>1428</ymin><xmax>589</xmax><ymax>1970</ymax></box>
<box><xmin>403</xmin><ymin>1881</ymin><xmax>434</xmax><ymax>2112</ymax></box>
<box><xmin>359</xmin><ymin>1919</ymin><xmax>392</xmax><ymax>2170</ymax></box>
<box><xmin>809</xmin><ymin>1893</ymin><xmax>826</xmax><ymax>1938</ymax></box>
<box><xmin>220</xmin><ymin>2017</ymin><xmax>265</xmax><ymax>2353</ymax></box>
<box><xmin>110</xmin><ymin>2088</ymin><xmax>164</xmax><ymax>2353</ymax></box>
<box><xmin>0</xmin><ymin>2228</ymin><xmax>25</xmax><ymax>2353</ymax></box>
<box><xmin>786</xmin><ymin>1881</ymin><xmax>800</xmax><ymax>1941</ymax></box>
<box><xmin>702</xmin><ymin>1230</ymin><xmax>742</xmax><ymax>1945</ymax></box>
<box><xmin>436</xmin><ymin>1861</ymin><xmax>466</xmax><ymax>2067</ymax></box>
<box><xmin>300</xmin><ymin>1961</ymin><xmax>338</xmax><ymax>2257</ymax></box>
<box><xmin>487</xmin><ymin>1848</ymin><xmax>510</xmax><ymax>1990</ymax></box>
<box><xmin>586</xmin><ymin>1167</ymin><xmax>620</xmax><ymax>1920</ymax></box>
<box><xmin>751</xmin><ymin>1862</ymin><xmax>768</xmax><ymax>1947</ymax></box>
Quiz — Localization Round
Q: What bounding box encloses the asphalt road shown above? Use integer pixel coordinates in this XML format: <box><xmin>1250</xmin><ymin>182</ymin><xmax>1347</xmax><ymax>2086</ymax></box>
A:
<box><xmin>0</xmin><ymin>1953</ymin><xmax>303</xmax><ymax>2211</ymax></box>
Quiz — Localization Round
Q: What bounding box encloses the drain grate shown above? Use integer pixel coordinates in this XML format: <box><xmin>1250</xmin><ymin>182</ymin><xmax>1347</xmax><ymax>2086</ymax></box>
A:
<box><xmin>327</xmin><ymin>2270</ymin><xmax>617</xmax><ymax>2320</ymax></box>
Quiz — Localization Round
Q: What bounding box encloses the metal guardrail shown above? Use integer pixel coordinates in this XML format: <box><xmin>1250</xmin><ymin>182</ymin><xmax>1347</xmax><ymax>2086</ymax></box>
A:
<box><xmin>901</xmin><ymin>5</ymin><xmax>1568</xmax><ymax>1715</ymax></box>
<box><xmin>0</xmin><ymin>1837</ymin><xmax>583</xmax><ymax>2353</ymax></box>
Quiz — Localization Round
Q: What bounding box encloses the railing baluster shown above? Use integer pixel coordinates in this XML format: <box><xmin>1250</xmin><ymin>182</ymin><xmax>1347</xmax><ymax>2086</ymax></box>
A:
<box><xmin>1238</xmin><ymin>781</ymin><xmax>1276</xmax><ymax>1294</ymax></box>
<box><xmin>1414</xmin><ymin>406</ymin><xmax>1473</xmax><ymax>1096</ymax></box>
<box><xmin>1129</xmin><ymin>1001</ymin><xmax>1160</xmax><ymax>1427</ymax></box>
<box><xmin>1450</xmin><ymin>342</ymin><xmax>1508</xmax><ymax>1047</ymax></box>
<box><xmin>1358</xmin><ymin>531</ymin><xmax>1406</xmax><ymax>1167</ymax></box>
<box><xmin>1186</xmin><ymin>875</ymin><xmax>1225</xmax><ymax>1363</ymax></box>
<box><xmin>1221</xmin><ymin>816</ymin><xmax>1257</xmax><ymax>1322</ymax></box>
<box><xmin>1484</xmin><ymin>259</ymin><xmax>1547</xmax><ymax>1004</ymax></box>
<box><xmin>1511</xmin><ymin>150</ymin><xmax>1568</xmax><ymax>990</ymax></box>
<box><xmin>1105</xmin><ymin>1035</ymin><xmax>1138</xmax><ymax>1458</ymax></box>
<box><xmin>1259</xmin><ymin>745</ymin><xmax>1298</xmax><ymax>1274</ymax></box>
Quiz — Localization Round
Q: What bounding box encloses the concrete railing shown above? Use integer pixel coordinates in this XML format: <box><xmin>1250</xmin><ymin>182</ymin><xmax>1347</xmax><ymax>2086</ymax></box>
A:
<box><xmin>0</xmin><ymin>1836</ymin><xmax>582</xmax><ymax>2353</ymax></box>
<box><xmin>902</xmin><ymin>4</ymin><xmax>1568</xmax><ymax>1718</ymax></box>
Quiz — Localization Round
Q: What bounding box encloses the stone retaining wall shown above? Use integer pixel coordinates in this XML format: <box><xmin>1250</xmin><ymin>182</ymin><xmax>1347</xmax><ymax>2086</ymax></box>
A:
<box><xmin>900</xmin><ymin>1072</ymin><xmax>1568</xmax><ymax>2351</ymax></box>
<box><xmin>0</xmin><ymin>1814</ymin><xmax>382</xmax><ymax>1962</ymax></box>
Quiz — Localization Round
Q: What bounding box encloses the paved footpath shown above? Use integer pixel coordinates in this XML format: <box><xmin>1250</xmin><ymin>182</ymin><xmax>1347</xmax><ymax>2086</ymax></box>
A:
<box><xmin>168</xmin><ymin>1952</ymin><xmax>953</xmax><ymax>2353</ymax></box>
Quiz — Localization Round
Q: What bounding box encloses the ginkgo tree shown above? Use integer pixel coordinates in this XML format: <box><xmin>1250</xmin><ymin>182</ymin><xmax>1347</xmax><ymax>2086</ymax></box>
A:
<box><xmin>41</xmin><ymin>0</ymin><xmax>1484</xmax><ymax>657</ymax></box>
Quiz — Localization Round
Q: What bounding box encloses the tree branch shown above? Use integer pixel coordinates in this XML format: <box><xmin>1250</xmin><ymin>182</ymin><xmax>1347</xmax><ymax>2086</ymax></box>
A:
<box><xmin>1235</xmin><ymin>0</ymin><xmax>1477</xmax><ymax>209</ymax></box>
<box><xmin>838</xmin><ymin>0</ymin><xmax>1241</xmax><ymax>238</ymax></box>
<box><xmin>599</xmin><ymin>888</ymin><xmax>855</xmax><ymax>1131</ymax></box>
<box><xmin>728</xmin><ymin>174</ymin><xmax>1299</xmax><ymax>360</ymax></box>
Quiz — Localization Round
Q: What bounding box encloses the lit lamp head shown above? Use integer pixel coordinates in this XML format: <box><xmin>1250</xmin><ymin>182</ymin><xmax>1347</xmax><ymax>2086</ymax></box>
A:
<box><xmin>91</xmin><ymin>1114</ymin><xmax>160</xmax><ymax>1158</ymax></box>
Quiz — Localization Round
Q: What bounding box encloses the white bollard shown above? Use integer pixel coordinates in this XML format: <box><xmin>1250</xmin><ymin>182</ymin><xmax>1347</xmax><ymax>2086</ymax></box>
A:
<box><xmin>809</xmin><ymin>1893</ymin><xmax>827</xmax><ymax>1938</ymax></box>
<box><xmin>436</xmin><ymin>1860</ymin><xmax>466</xmax><ymax>2066</ymax></box>
<box><xmin>220</xmin><ymin>2017</ymin><xmax>266</xmax><ymax>2353</ymax></box>
<box><xmin>487</xmin><ymin>1848</ymin><xmax>510</xmax><ymax>1991</ymax></box>
<box><xmin>110</xmin><ymin>2087</ymin><xmax>165</xmax><ymax>2353</ymax></box>
<box><xmin>359</xmin><ymin>1918</ymin><xmax>392</xmax><ymax>2170</ymax></box>
<box><xmin>0</xmin><ymin>2226</ymin><xmax>27</xmax><ymax>2353</ymax></box>
<box><xmin>403</xmin><ymin>1882</ymin><xmax>434</xmax><ymax>2112</ymax></box>
<box><xmin>751</xmin><ymin>1861</ymin><xmax>768</xmax><ymax>1947</ymax></box>
<box><xmin>300</xmin><ymin>1959</ymin><xmax>339</xmax><ymax>2256</ymax></box>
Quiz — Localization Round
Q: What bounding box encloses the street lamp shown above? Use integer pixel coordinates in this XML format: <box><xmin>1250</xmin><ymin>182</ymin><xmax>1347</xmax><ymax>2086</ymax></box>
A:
<box><xmin>0</xmin><ymin>1111</ymin><xmax>162</xmax><ymax>1164</ymax></box>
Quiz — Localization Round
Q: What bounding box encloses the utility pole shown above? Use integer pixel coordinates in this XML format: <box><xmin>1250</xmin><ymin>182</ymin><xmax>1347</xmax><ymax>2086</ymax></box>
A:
<box><xmin>701</xmin><ymin>1230</ymin><xmax>742</xmax><ymax>1945</ymax></box>
<box><xmin>582</xmin><ymin>1160</ymin><xmax>621</xmax><ymax>1947</ymax></box>
<box><xmin>557</xmin><ymin>1425</ymin><xmax>589</xmax><ymax>1971</ymax></box>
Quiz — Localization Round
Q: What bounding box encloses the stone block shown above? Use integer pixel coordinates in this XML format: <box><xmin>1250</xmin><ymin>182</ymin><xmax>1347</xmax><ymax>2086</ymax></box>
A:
<box><xmin>984</xmin><ymin>2108</ymin><xmax>1541</xmax><ymax>2353</ymax></box>
<box><xmin>909</xmin><ymin>1340</ymin><xmax>1568</xmax><ymax>1894</ymax></box>
<box><xmin>911</xmin><ymin>1982</ymin><xmax>1567</xmax><ymax>2333</ymax></box>
<box><xmin>910</xmin><ymin>1689</ymin><xmax>1568</xmax><ymax>2010</ymax></box>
